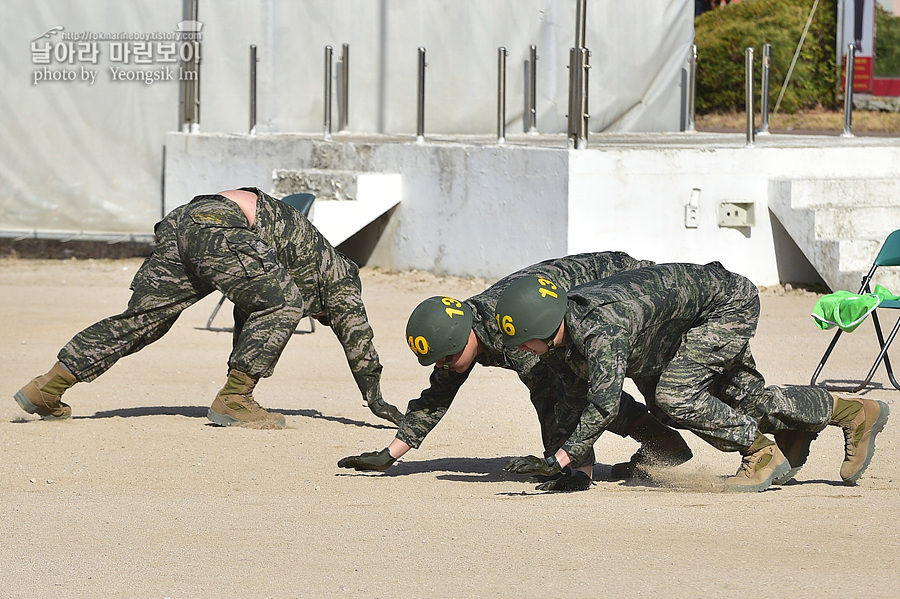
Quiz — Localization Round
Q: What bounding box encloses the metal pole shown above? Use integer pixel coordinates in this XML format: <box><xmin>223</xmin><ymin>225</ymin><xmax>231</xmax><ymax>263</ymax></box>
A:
<box><xmin>339</xmin><ymin>43</ymin><xmax>349</xmax><ymax>131</ymax></box>
<box><xmin>179</xmin><ymin>0</ymin><xmax>200</xmax><ymax>132</ymax></box>
<box><xmin>416</xmin><ymin>46</ymin><xmax>426</xmax><ymax>142</ymax></box>
<box><xmin>526</xmin><ymin>45</ymin><xmax>538</xmax><ymax>133</ymax></box>
<box><xmin>574</xmin><ymin>0</ymin><xmax>587</xmax><ymax>49</ymax></box>
<box><xmin>745</xmin><ymin>47</ymin><xmax>755</xmax><ymax>146</ymax></box>
<box><xmin>497</xmin><ymin>47</ymin><xmax>507</xmax><ymax>144</ymax></box>
<box><xmin>581</xmin><ymin>48</ymin><xmax>590</xmax><ymax>148</ymax></box>
<box><xmin>842</xmin><ymin>43</ymin><xmax>856</xmax><ymax>138</ymax></box>
<box><xmin>567</xmin><ymin>48</ymin><xmax>577</xmax><ymax>145</ymax></box>
<box><xmin>759</xmin><ymin>43</ymin><xmax>771</xmax><ymax>134</ymax></box>
<box><xmin>568</xmin><ymin>47</ymin><xmax>589</xmax><ymax>149</ymax></box>
<box><xmin>687</xmin><ymin>44</ymin><xmax>697</xmax><ymax>133</ymax></box>
<box><xmin>324</xmin><ymin>45</ymin><xmax>333</xmax><ymax>139</ymax></box>
<box><xmin>567</xmin><ymin>0</ymin><xmax>589</xmax><ymax>149</ymax></box>
<box><xmin>249</xmin><ymin>44</ymin><xmax>257</xmax><ymax>135</ymax></box>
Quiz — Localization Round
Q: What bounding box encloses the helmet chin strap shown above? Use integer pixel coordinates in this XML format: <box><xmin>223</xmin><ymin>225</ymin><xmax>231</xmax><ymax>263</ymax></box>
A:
<box><xmin>542</xmin><ymin>324</ymin><xmax>561</xmax><ymax>349</ymax></box>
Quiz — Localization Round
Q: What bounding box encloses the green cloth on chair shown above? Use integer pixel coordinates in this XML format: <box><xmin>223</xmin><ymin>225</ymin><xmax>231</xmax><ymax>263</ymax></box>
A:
<box><xmin>812</xmin><ymin>285</ymin><xmax>900</xmax><ymax>332</ymax></box>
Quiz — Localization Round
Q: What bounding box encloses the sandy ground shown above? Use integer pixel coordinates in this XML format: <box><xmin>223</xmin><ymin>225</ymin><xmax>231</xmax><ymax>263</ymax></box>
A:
<box><xmin>1</xmin><ymin>258</ymin><xmax>898</xmax><ymax>599</ymax></box>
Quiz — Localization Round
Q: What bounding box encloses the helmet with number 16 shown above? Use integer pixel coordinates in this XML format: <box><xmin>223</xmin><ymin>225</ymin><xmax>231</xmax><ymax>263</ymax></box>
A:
<box><xmin>495</xmin><ymin>276</ymin><xmax>567</xmax><ymax>348</ymax></box>
<box><xmin>405</xmin><ymin>296</ymin><xmax>474</xmax><ymax>366</ymax></box>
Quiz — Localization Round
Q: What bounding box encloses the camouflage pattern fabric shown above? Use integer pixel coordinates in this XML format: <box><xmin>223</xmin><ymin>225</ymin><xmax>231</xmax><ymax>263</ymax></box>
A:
<box><xmin>549</xmin><ymin>262</ymin><xmax>834</xmax><ymax>463</ymax></box>
<box><xmin>58</xmin><ymin>188</ymin><xmax>385</xmax><ymax>407</ymax></box>
<box><xmin>396</xmin><ymin>252</ymin><xmax>655</xmax><ymax>463</ymax></box>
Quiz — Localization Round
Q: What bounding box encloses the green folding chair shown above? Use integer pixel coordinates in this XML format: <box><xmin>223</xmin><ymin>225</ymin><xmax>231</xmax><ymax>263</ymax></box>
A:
<box><xmin>811</xmin><ymin>228</ymin><xmax>900</xmax><ymax>392</ymax></box>
<box><xmin>204</xmin><ymin>192</ymin><xmax>317</xmax><ymax>334</ymax></box>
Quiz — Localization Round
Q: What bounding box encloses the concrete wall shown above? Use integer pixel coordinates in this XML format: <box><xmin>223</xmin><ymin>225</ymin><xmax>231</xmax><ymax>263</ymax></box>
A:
<box><xmin>164</xmin><ymin>131</ymin><xmax>900</xmax><ymax>286</ymax></box>
<box><xmin>567</xmin><ymin>140</ymin><xmax>900</xmax><ymax>285</ymax></box>
<box><xmin>164</xmin><ymin>132</ymin><xmax>569</xmax><ymax>279</ymax></box>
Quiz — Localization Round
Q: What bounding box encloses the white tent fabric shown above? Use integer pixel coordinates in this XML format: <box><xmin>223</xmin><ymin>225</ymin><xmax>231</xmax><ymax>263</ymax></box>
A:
<box><xmin>0</xmin><ymin>0</ymin><xmax>693</xmax><ymax>237</ymax></box>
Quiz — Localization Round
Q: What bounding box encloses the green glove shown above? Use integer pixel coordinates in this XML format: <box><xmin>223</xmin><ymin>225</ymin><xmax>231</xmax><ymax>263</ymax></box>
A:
<box><xmin>535</xmin><ymin>468</ymin><xmax>593</xmax><ymax>492</ymax></box>
<box><xmin>503</xmin><ymin>454</ymin><xmax>561</xmax><ymax>476</ymax></box>
<box><xmin>337</xmin><ymin>447</ymin><xmax>396</xmax><ymax>472</ymax></box>
<box><xmin>369</xmin><ymin>398</ymin><xmax>404</xmax><ymax>426</ymax></box>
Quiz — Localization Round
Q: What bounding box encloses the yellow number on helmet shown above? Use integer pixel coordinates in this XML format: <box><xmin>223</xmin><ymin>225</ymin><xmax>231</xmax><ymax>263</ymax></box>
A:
<box><xmin>537</xmin><ymin>278</ymin><xmax>559</xmax><ymax>299</ymax></box>
<box><xmin>408</xmin><ymin>335</ymin><xmax>429</xmax><ymax>355</ymax></box>
<box><xmin>538</xmin><ymin>288</ymin><xmax>558</xmax><ymax>299</ymax></box>
<box><xmin>441</xmin><ymin>296</ymin><xmax>464</xmax><ymax>318</ymax></box>
<box><xmin>496</xmin><ymin>313</ymin><xmax>516</xmax><ymax>336</ymax></box>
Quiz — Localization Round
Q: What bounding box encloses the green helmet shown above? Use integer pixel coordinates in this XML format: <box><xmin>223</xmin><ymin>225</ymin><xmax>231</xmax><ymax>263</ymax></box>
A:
<box><xmin>495</xmin><ymin>276</ymin><xmax>567</xmax><ymax>348</ymax></box>
<box><xmin>406</xmin><ymin>296</ymin><xmax>474</xmax><ymax>366</ymax></box>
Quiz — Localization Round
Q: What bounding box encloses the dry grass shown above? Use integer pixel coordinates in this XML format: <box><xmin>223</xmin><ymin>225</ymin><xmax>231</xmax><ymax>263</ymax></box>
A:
<box><xmin>697</xmin><ymin>106</ymin><xmax>900</xmax><ymax>133</ymax></box>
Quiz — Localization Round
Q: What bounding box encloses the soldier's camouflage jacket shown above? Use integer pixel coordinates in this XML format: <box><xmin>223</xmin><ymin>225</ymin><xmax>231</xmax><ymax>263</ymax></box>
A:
<box><xmin>547</xmin><ymin>262</ymin><xmax>833</xmax><ymax>462</ymax></box>
<box><xmin>395</xmin><ymin>252</ymin><xmax>655</xmax><ymax>453</ymax></box>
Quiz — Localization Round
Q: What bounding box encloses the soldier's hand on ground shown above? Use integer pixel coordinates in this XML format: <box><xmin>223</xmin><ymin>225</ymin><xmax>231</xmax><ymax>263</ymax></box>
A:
<box><xmin>535</xmin><ymin>468</ymin><xmax>593</xmax><ymax>492</ymax></box>
<box><xmin>503</xmin><ymin>455</ymin><xmax>561</xmax><ymax>476</ymax></box>
<box><xmin>369</xmin><ymin>398</ymin><xmax>404</xmax><ymax>426</ymax></box>
<box><xmin>337</xmin><ymin>447</ymin><xmax>396</xmax><ymax>472</ymax></box>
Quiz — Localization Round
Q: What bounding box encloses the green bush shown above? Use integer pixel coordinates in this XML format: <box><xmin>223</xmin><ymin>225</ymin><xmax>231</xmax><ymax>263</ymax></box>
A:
<box><xmin>875</xmin><ymin>6</ymin><xmax>900</xmax><ymax>78</ymax></box>
<box><xmin>695</xmin><ymin>0</ymin><xmax>838</xmax><ymax>113</ymax></box>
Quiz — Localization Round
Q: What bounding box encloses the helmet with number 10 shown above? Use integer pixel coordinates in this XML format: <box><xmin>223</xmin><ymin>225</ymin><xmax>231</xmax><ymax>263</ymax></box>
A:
<box><xmin>405</xmin><ymin>296</ymin><xmax>474</xmax><ymax>365</ymax></box>
<box><xmin>495</xmin><ymin>276</ymin><xmax>568</xmax><ymax>348</ymax></box>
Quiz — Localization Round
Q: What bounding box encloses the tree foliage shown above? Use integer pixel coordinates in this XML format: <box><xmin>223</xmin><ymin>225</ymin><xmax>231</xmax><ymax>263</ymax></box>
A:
<box><xmin>875</xmin><ymin>5</ymin><xmax>900</xmax><ymax>78</ymax></box>
<box><xmin>694</xmin><ymin>0</ymin><xmax>838</xmax><ymax>113</ymax></box>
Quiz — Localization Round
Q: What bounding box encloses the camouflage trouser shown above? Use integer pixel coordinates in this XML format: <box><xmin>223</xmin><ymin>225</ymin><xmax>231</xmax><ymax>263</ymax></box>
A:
<box><xmin>650</xmin><ymin>274</ymin><xmax>833</xmax><ymax>453</ymax></box>
<box><xmin>58</xmin><ymin>197</ymin><xmax>305</xmax><ymax>383</ymax></box>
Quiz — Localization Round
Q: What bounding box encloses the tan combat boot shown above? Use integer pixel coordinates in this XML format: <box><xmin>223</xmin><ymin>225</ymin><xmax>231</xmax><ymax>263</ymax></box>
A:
<box><xmin>830</xmin><ymin>394</ymin><xmax>889</xmax><ymax>485</ymax></box>
<box><xmin>207</xmin><ymin>369</ymin><xmax>286</xmax><ymax>429</ymax></box>
<box><xmin>724</xmin><ymin>433</ymin><xmax>790</xmax><ymax>493</ymax></box>
<box><xmin>772</xmin><ymin>430</ymin><xmax>819</xmax><ymax>485</ymax></box>
<box><xmin>14</xmin><ymin>362</ymin><xmax>77</xmax><ymax>420</ymax></box>
<box><xmin>609</xmin><ymin>413</ymin><xmax>693</xmax><ymax>479</ymax></box>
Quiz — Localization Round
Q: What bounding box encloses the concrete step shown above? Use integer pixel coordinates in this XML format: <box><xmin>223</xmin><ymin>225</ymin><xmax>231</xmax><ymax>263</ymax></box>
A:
<box><xmin>769</xmin><ymin>177</ymin><xmax>900</xmax><ymax>292</ymax></box>
<box><xmin>814</xmin><ymin>206</ymin><xmax>900</xmax><ymax>240</ymax></box>
<box><xmin>272</xmin><ymin>170</ymin><xmax>401</xmax><ymax>247</ymax></box>
<box><xmin>775</xmin><ymin>178</ymin><xmax>900</xmax><ymax>209</ymax></box>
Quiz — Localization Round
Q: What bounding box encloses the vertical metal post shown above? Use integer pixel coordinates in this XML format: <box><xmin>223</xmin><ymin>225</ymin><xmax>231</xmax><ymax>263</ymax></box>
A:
<box><xmin>687</xmin><ymin>44</ymin><xmax>697</xmax><ymax>133</ymax></box>
<box><xmin>574</xmin><ymin>0</ymin><xmax>586</xmax><ymax>49</ymax></box>
<box><xmin>759</xmin><ymin>43</ymin><xmax>771</xmax><ymax>134</ymax></box>
<box><xmin>497</xmin><ymin>47</ymin><xmax>507</xmax><ymax>144</ymax></box>
<box><xmin>843</xmin><ymin>44</ymin><xmax>856</xmax><ymax>138</ymax></box>
<box><xmin>416</xmin><ymin>46</ymin><xmax>426</xmax><ymax>142</ymax></box>
<box><xmin>324</xmin><ymin>45</ymin><xmax>333</xmax><ymax>139</ymax></box>
<box><xmin>567</xmin><ymin>48</ymin><xmax>590</xmax><ymax>149</ymax></box>
<box><xmin>745</xmin><ymin>47</ymin><xmax>755</xmax><ymax>146</ymax></box>
<box><xmin>339</xmin><ymin>43</ymin><xmax>349</xmax><ymax>131</ymax></box>
<box><xmin>526</xmin><ymin>45</ymin><xmax>538</xmax><ymax>133</ymax></box>
<box><xmin>249</xmin><ymin>44</ymin><xmax>258</xmax><ymax>135</ymax></box>
<box><xmin>179</xmin><ymin>0</ymin><xmax>200</xmax><ymax>132</ymax></box>
<box><xmin>567</xmin><ymin>0</ymin><xmax>589</xmax><ymax>149</ymax></box>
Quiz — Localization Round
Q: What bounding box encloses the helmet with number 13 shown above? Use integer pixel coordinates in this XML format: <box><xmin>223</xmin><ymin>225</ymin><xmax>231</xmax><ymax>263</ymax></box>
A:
<box><xmin>405</xmin><ymin>296</ymin><xmax>474</xmax><ymax>365</ymax></box>
<box><xmin>495</xmin><ymin>276</ymin><xmax>567</xmax><ymax>348</ymax></box>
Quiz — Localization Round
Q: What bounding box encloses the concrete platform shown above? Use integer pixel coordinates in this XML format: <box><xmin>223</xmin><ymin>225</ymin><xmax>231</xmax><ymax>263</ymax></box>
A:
<box><xmin>163</xmin><ymin>129</ymin><xmax>900</xmax><ymax>289</ymax></box>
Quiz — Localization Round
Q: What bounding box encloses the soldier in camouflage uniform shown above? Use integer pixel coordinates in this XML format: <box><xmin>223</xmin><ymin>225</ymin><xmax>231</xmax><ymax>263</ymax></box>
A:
<box><xmin>337</xmin><ymin>253</ymin><xmax>693</xmax><ymax>488</ymax></box>
<box><xmin>494</xmin><ymin>262</ymin><xmax>889</xmax><ymax>492</ymax></box>
<box><xmin>14</xmin><ymin>187</ymin><xmax>403</xmax><ymax>428</ymax></box>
